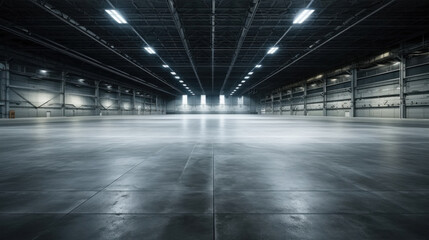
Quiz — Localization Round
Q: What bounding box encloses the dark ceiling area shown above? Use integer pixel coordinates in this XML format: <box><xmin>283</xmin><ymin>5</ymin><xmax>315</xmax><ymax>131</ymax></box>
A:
<box><xmin>1</xmin><ymin>0</ymin><xmax>429</xmax><ymax>97</ymax></box>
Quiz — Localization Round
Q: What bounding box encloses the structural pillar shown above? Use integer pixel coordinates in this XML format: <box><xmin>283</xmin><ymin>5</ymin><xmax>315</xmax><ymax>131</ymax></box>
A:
<box><xmin>290</xmin><ymin>91</ymin><xmax>293</xmax><ymax>115</ymax></box>
<box><xmin>350</xmin><ymin>69</ymin><xmax>357</xmax><ymax>117</ymax></box>
<box><xmin>271</xmin><ymin>94</ymin><xmax>274</xmax><ymax>115</ymax></box>
<box><xmin>323</xmin><ymin>78</ymin><xmax>327</xmax><ymax>116</ymax></box>
<box><xmin>303</xmin><ymin>84</ymin><xmax>307</xmax><ymax>116</ymax></box>
<box><xmin>1</xmin><ymin>61</ymin><xmax>10</xmax><ymax>118</ymax></box>
<box><xmin>132</xmin><ymin>90</ymin><xmax>136</xmax><ymax>115</ymax></box>
<box><xmin>61</xmin><ymin>71</ymin><xmax>66</xmax><ymax>117</ymax></box>
<box><xmin>149</xmin><ymin>96</ymin><xmax>152</xmax><ymax>115</ymax></box>
<box><xmin>279</xmin><ymin>92</ymin><xmax>282</xmax><ymax>115</ymax></box>
<box><xmin>156</xmin><ymin>96</ymin><xmax>159</xmax><ymax>114</ymax></box>
<box><xmin>399</xmin><ymin>56</ymin><xmax>406</xmax><ymax>118</ymax></box>
<box><xmin>142</xmin><ymin>95</ymin><xmax>146</xmax><ymax>115</ymax></box>
<box><xmin>95</xmin><ymin>81</ymin><xmax>100</xmax><ymax>116</ymax></box>
<box><xmin>117</xmin><ymin>86</ymin><xmax>122</xmax><ymax>115</ymax></box>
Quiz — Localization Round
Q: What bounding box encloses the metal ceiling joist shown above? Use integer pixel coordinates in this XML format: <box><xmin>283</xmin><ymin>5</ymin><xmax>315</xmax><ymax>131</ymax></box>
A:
<box><xmin>29</xmin><ymin>0</ymin><xmax>183</xmax><ymax>95</ymax></box>
<box><xmin>167</xmin><ymin>0</ymin><xmax>205</xmax><ymax>94</ymax></box>
<box><xmin>219</xmin><ymin>0</ymin><xmax>260</xmax><ymax>94</ymax></box>
<box><xmin>241</xmin><ymin>0</ymin><xmax>397</xmax><ymax>94</ymax></box>
<box><xmin>0</xmin><ymin>21</ymin><xmax>176</xmax><ymax>96</ymax></box>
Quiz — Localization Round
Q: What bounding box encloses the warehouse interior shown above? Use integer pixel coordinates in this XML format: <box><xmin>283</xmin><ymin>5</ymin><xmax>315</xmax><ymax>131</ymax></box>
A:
<box><xmin>1</xmin><ymin>0</ymin><xmax>429</xmax><ymax>239</ymax></box>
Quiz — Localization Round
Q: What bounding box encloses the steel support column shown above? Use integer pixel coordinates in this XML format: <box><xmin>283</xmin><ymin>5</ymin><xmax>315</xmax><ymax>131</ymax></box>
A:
<box><xmin>117</xmin><ymin>86</ymin><xmax>122</xmax><ymax>115</ymax></box>
<box><xmin>323</xmin><ymin>78</ymin><xmax>327</xmax><ymax>116</ymax></box>
<box><xmin>4</xmin><ymin>62</ymin><xmax>10</xmax><ymax>118</ymax></box>
<box><xmin>290</xmin><ymin>91</ymin><xmax>293</xmax><ymax>115</ymax></box>
<box><xmin>143</xmin><ymin>96</ymin><xmax>146</xmax><ymax>115</ymax></box>
<box><xmin>61</xmin><ymin>71</ymin><xmax>66</xmax><ymax>117</ymax></box>
<box><xmin>1</xmin><ymin>61</ymin><xmax>10</xmax><ymax>118</ymax></box>
<box><xmin>279</xmin><ymin>92</ymin><xmax>282</xmax><ymax>115</ymax></box>
<box><xmin>399</xmin><ymin>56</ymin><xmax>406</xmax><ymax>118</ymax></box>
<box><xmin>350</xmin><ymin>69</ymin><xmax>357</xmax><ymax>117</ymax></box>
<box><xmin>95</xmin><ymin>81</ymin><xmax>100</xmax><ymax>116</ymax></box>
<box><xmin>149</xmin><ymin>96</ymin><xmax>152</xmax><ymax>115</ymax></box>
<box><xmin>271</xmin><ymin>94</ymin><xmax>274</xmax><ymax>114</ymax></box>
<box><xmin>303</xmin><ymin>84</ymin><xmax>307</xmax><ymax>116</ymax></box>
<box><xmin>156</xmin><ymin>96</ymin><xmax>158</xmax><ymax>114</ymax></box>
<box><xmin>132</xmin><ymin>90</ymin><xmax>136</xmax><ymax>115</ymax></box>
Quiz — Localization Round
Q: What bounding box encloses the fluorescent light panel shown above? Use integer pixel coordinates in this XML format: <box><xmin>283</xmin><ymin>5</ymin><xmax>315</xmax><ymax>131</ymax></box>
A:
<box><xmin>267</xmin><ymin>47</ymin><xmax>279</xmax><ymax>54</ymax></box>
<box><xmin>144</xmin><ymin>47</ymin><xmax>156</xmax><ymax>54</ymax></box>
<box><xmin>175</xmin><ymin>76</ymin><xmax>180</xmax><ymax>79</ymax></box>
<box><xmin>244</xmin><ymin>76</ymin><xmax>250</xmax><ymax>79</ymax></box>
<box><xmin>248</xmin><ymin>72</ymin><xmax>254</xmax><ymax>75</ymax></box>
<box><xmin>170</xmin><ymin>72</ymin><xmax>176</xmax><ymax>75</ymax></box>
<box><xmin>255</xmin><ymin>64</ymin><xmax>262</xmax><ymax>68</ymax></box>
<box><xmin>162</xmin><ymin>64</ymin><xmax>169</xmax><ymax>68</ymax></box>
<box><xmin>105</xmin><ymin>9</ymin><xmax>127</xmax><ymax>24</ymax></box>
<box><xmin>293</xmin><ymin>9</ymin><xmax>315</xmax><ymax>24</ymax></box>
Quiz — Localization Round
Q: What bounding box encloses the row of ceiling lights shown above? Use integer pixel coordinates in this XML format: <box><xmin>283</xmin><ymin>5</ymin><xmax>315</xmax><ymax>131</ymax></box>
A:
<box><xmin>230</xmin><ymin>9</ymin><xmax>315</xmax><ymax>96</ymax></box>
<box><xmin>105</xmin><ymin>9</ymin><xmax>194</xmax><ymax>95</ymax></box>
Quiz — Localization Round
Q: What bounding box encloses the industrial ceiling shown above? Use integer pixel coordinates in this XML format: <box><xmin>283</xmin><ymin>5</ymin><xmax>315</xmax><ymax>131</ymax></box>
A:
<box><xmin>1</xmin><ymin>0</ymin><xmax>428</xmax><ymax>97</ymax></box>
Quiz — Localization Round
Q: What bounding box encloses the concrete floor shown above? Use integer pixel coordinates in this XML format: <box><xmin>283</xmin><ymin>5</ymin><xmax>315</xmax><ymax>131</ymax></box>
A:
<box><xmin>0</xmin><ymin>114</ymin><xmax>429</xmax><ymax>240</ymax></box>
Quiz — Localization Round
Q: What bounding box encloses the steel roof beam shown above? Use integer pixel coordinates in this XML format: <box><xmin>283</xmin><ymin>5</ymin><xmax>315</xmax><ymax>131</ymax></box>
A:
<box><xmin>0</xmin><ymin>20</ymin><xmax>176</xmax><ymax>96</ymax></box>
<box><xmin>219</xmin><ymin>0</ymin><xmax>260</xmax><ymax>94</ymax></box>
<box><xmin>29</xmin><ymin>0</ymin><xmax>183</xmax><ymax>95</ymax></box>
<box><xmin>240</xmin><ymin>0</ymin><xmax>397</xmax><ymax>95</ymax></box>
<box><xmin>167</xmin><ymin>0</ymin><xmax>205</xmax><ymax>94</ymax></box>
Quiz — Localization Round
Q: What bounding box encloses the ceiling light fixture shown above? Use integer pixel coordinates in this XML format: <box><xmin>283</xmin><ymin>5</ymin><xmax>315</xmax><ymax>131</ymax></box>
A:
<box><xmin>144</xmin><ymin>46</ymin><xmax>156</xmax><ymax>54</ymax></box>
<box><xmin>293</xmin><ymin>9</ymin><xmax>315</xmax><ymax>24</ymax></box>
<box><xmin>267</xmin><ymin>47</ymin><xmax>279</xmax><ymax>54</ymax></box>
<box><xmin>244</xmin><ymin>76</ymin><xmax>250</xmax><ymax>79</ymax></box>
<box><xmin>170</xmin><ymin>72</ymin><xmax>176</xmax><ymax>75</ymax></box>
<box><xmin>162</xmin><ymin>64</ymin><xmax>169</xmax><ymax>68</ymax></box>
<box><xmin>255</xmin><ymin>64</ymin><xmax>262</xmax><ymax>68</ymax></box>
<box><xmin>248</xmin><ymin>72</ymin><xmax>254</xmax><ymax>75</ymax></box>
<box><xmin>105</xmin><ymin>9</ymin><xmax>127</xmax><ymax>24</ymax></box>
<box><xmin>175</xmin><ymin>76</ymin><xmax>180</xmax><ymax>79</ymax></box>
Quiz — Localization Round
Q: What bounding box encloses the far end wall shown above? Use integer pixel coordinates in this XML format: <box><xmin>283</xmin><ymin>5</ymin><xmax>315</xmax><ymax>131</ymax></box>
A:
<box><xmin>167</xmin><ymin>95</ymin><xmax>257</xmax><ymax>114</ymax></box>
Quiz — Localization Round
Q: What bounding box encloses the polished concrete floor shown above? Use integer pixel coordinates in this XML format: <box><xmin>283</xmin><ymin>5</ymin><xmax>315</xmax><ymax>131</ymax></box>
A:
<box><xmin>0</xmin><ymin>114</ymin><xmax>429</xmax><ymax>239</ymax></box>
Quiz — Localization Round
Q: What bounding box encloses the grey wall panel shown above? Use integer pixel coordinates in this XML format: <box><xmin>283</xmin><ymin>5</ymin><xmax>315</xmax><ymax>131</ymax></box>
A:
<box><xmin>3</xmin><ymin>60</ymin><xmax>165</xmax><ymax>118</ymax></box>
<box><xmin>327</xmin><ymin>109</ymin><xmax>348</xmax><ymax>117</ymax></box>
<box><xmin>307</xmin><ymin>110</ymin><xmax>323</xmax><ymax>116</ymax></box>
<box><xmin>356</xmin><ymin>108</ymin><xmax>399</xmax><ymax>118</ymax></box>
<box><xmin>406</xmin><ymin>107</ymin><xmax>429</xmax><ymax>119</ymax></box>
